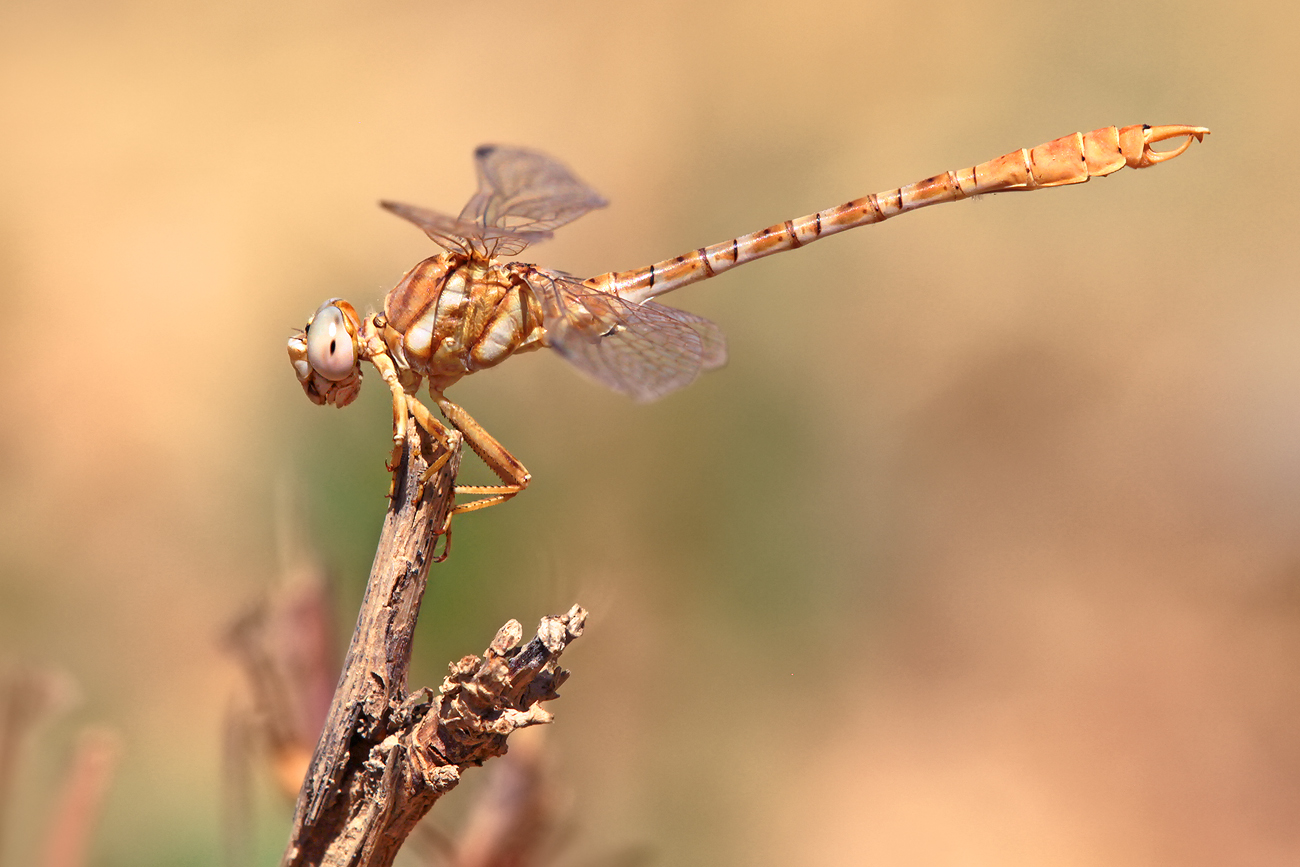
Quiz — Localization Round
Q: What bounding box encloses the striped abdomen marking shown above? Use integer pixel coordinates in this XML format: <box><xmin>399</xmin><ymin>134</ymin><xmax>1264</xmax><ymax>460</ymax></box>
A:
<box><xmin>588</xmin><ymin>124</ymin><xmax>1208</xmax><ymax>304</ymax></box>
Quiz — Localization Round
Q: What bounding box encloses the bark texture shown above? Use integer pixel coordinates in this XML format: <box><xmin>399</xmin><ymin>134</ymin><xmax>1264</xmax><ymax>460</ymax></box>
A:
<box><xmin>281</xmin><ymin>424</ymin><xmax>584</xmax><ymax>867</ymax></box>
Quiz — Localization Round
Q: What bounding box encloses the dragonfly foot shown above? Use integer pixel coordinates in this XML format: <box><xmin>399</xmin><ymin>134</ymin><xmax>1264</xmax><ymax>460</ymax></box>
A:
<box><xmin>431</xmin><ymin>523</ymin><xmax>452</xmax><ymax>563</ymax></box>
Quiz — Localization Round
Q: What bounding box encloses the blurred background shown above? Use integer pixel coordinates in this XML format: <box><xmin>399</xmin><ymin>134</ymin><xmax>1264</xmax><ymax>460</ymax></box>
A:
<box><xmin>1</xmin><ymin>0</ymin><xmax>1296</xmax><ymax>864</ymax></box>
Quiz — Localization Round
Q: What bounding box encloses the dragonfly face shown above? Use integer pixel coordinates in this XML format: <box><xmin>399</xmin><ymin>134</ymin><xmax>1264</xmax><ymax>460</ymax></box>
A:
<box><xmin>288</xmin><ymin>298</ymin><xmax>364</xmax><ymax>408</ymax></box>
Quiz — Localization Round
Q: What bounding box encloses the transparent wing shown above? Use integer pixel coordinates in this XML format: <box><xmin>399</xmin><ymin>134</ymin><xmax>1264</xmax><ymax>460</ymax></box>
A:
<box><xmin>383</xmin><ymin>146</ymin><xmax>606</xmax><ymax>260</ymax></box>
<box><xmin>459</xmin><ymin>145</ymin><xmax>608</xmax><ymax>254</ymax></box>
<box><xmin>380</xmin><ymin>200</ymin><xmax>548</xmax><ymax>258</ymax></box>
<box><xmin>523</xmin><ymin>268</ymin><xmax>727</xmax><ymax>403</ymax></box>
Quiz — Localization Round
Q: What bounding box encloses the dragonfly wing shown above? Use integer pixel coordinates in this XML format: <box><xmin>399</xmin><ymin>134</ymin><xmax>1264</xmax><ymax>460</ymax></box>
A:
<box><xmin>380</xmin><ymin>200</ymin><xmax>547</xmax><ymax>257</ymax></box>
<box><xmin>525</xmin><ymin>270</ymin><xmax>726</xmax><ymax>403</ymax></box>
<box><xmin>460</xmin><ymin>146</ymin><xmax>608</xmax><ymax>256</ymax></box>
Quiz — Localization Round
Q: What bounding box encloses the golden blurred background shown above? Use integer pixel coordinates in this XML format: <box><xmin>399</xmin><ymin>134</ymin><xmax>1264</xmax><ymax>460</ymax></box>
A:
<box><xmin>1</xmin><ymin>0</ymin><xmax>1296</xmax><ymax>864</ymax></box>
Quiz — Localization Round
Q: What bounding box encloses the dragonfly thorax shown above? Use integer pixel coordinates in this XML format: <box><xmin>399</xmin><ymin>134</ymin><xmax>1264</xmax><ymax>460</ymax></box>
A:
<box><xmin>382</xmin><ymin>253</ymin><xmax>548</xmax><ymax>393</ymax></box>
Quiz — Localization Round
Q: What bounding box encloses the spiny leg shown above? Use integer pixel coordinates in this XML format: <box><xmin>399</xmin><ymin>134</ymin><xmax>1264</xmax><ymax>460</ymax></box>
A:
<box><xmin>366</xmin><ymin>349</ymin><xmax>417</xmax><ymax>471</ymax></box>
<box><xmin>400</xmin><ymin>395</ymin><xmax>460</xmax><ymax>559</ymax></box>
<box><xmin>432</xmin><ymin>392</ymin><xmax>531</xmax><ymax>515</ymax></box>
<box><xmin>403</xmin><ymin>395</ymin><xmax>457</xmax><ymax>483</ymax></box>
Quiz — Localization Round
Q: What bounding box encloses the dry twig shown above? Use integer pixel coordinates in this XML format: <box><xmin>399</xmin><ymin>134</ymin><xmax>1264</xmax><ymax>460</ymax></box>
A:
<box><xmin>224</xmin><ymin>549</ymin><xmax>340</xmax><ymax>865</ymax></box>
<box><xmin>39</xmin><ymin>729</ymin><xmax>119</xmax><ymax>867</ymax></box>
<box><xmin>280</xmin><ymin>423</ymin><xmax>585</xmax><ymax>867</ymax></box>
<box><xmin>0</xmin><ymin>667</ymin><xmax>117</xmax><ymax>867</ymax></box>
<box><xmin>0</xmin><ymin>666</ymin><xmax>75</xmax><ymax>857</ymax></box>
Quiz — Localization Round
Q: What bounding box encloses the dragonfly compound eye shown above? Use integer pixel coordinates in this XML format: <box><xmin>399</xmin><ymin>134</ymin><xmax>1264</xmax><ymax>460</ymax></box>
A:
<box><xmin>306</xmin><ymin>303</ymin><xmax>357</xmax><ymax>381</ymax></box>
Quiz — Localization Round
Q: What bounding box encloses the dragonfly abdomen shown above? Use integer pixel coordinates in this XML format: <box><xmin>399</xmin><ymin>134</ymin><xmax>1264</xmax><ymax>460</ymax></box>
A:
<box><xmin>594</xmin><ymin>124</ymin><xmax>1207</xmax><ymax>305</ymax></box>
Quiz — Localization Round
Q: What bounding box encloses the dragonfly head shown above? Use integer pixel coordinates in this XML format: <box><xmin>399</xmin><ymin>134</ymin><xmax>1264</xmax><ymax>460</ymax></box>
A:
<box><xmin>288</xmin><ymin>299</ymin><xmax>364</xmax><ymax>407</ymax></box>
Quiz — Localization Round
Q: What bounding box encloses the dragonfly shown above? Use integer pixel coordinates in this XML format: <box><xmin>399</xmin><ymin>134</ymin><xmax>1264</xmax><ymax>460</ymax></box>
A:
<box><xmin>289</xmin><ymin>123</ymin><xmax>1208</xmax><ymax>518</ymax></box>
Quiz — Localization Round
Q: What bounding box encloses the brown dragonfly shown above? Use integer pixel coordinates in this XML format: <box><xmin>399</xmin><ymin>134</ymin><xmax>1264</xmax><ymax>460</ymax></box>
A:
<box><xmin>289</xmin><ymin>123</ymin><xmax>1208</xmax><ymax>517</ymax></box>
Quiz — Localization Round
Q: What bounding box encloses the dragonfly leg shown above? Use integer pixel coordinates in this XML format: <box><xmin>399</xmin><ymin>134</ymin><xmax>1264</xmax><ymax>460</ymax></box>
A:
<box><xmin>432</xmin><ymin>392</ymin><xmax>532</xmax><ymax>515</ymax></box>
<box><xmin>403</xmin><ymin>395</ymin><xmax>457</xmax><ymax>480</ymax></box>
<box><xmin>366</xmin><ymin>350</ymin><xmax>421</xmax><ymax>471</ymax></box>
<box><xmin>400</xmin><ymin>395</ymin><xmax>459</xmax><ymax>558</ymax></box>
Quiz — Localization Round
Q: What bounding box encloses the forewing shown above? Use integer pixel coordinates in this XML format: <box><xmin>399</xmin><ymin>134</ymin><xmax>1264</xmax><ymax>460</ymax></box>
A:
<box><xmin>380</xmin><ymin>200</ymin><xmax>546</xmax><ymax>258</ymax></box>
<box><xmin>525</xmin><ymin>270</ymin><xmax>727</xmax><ymax>403</ymax></box>
<box><xmin>460</xmin><ymin>146</ymin><xmax>608</xmax><ymax>253</ymax></box>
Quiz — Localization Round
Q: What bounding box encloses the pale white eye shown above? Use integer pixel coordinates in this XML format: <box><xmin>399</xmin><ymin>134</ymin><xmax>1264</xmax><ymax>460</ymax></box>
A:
<box><xmin>306</xmin><ymin>305</ymin><xmax>356</xmax><ymax>381</ymax></box>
